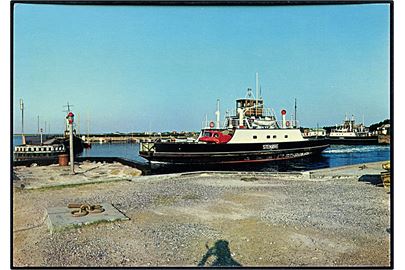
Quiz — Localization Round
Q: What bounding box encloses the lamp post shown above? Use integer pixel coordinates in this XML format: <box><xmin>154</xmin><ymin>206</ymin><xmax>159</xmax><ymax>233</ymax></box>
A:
<box><xmin>66</xmin><ymin>112</ymin><xmax>75</xmax><ymax>174</ymax></box>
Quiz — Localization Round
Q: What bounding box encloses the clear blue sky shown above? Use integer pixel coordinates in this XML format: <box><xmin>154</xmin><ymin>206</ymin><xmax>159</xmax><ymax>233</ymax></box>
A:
<box><xmin>13</xmin><ymin>3</ymin><xmax>390</xmax><ymax>133</ymax></box>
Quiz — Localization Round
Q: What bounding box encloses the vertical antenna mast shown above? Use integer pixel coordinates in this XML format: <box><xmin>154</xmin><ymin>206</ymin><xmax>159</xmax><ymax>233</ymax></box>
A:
<box><xmin>87</xmin><ymin>112</ymin><xmax>90</xmax><ymax>138</ymax></box>
<box><xmin>294</xmin><ymin>98</ymin><xmax>297</xmax><ymax>128</ymax></box>
<box><xmin>259</xmin><ymin>85</ymin><xmax>262</xmax><ymax>100</ymax></box>
<box><xmin>19</xmin><ymin>98</ymin><xmax>26</xmax><ymax>144</ymax></box>
<box><xmin>78</xmin><ymin>113</ymin><xmax>80</xmax><ymax>136</ymax></box>
<box><xmin>255</xmin><ymin>72</ymin><xmax>259</xmax><ymax>115</ymax></box>
<box><xmin>215</xmin><ymin>99</ymin><xmax>220</xmax><ymax>129</ymax></box>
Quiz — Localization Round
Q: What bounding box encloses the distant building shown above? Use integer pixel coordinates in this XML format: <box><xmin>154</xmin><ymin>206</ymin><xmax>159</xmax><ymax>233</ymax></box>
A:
<box><xmin>303</xmin><ymin>128</ymin><xmax>326</xmax><ymax>138</ymax></box>
<box><xmin>376</xmin><ymin>124</ymin><xmax>390</xmax><ymax>135</ymax></box>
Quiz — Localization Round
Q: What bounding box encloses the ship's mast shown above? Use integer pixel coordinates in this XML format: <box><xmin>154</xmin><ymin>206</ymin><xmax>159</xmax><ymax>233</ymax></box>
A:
<box><xmin>215</xmin><ymin>99</ymin><xmax>220</xmax><ymax>129</ymax></box>
<box><xmin>77</xmin><ymin>113</ymin><xmax>80</xmax><ymax>135</ymax></box>
<box><xmin>256</xmin><ymin>72</ymin><xmax>259</xmax><ymax>115</ymax></box>
<box><xmin>19</xmin><ymin>98</ymin><xmax>26</xmax><ymax>145</ymax></box>
<box><xmin>350</xmin><ymin>115</ymin><xmax>354</xmax><ymax>132</ymax></box>
<box><xmin>259</xmin><ymin>85</ymin><xmax>262</xmax><ymax>100</ymax></box>
<box><xmin>294</xmin><ymin>98</ymin><xmax>297</xmax><ymax>128</ymax></box>
<box><xmin>63</xmin><ymin>102</ymin><xmax>74</xmax><ymax>132</ymax></box>
<box><xmin>87</xmin><ymin>112</ymin><xmax>90</xmax><ymax>138</ymax></box>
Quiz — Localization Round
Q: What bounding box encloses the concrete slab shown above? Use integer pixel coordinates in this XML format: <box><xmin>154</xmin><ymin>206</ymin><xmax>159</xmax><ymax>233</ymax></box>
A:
<box><xmin>308</xmin><ymin>161</ymin><xmax>388</xmax><ymax>179</ymax></box>
<box><xmin>46</xmin><ymin>203</ymin><xmax>129</xmax><ymax>233</ymax></box>
<box><xmin>13</xmin><ymin>161</ymin><xmax>142</xmax><ymax>190</ymax></box>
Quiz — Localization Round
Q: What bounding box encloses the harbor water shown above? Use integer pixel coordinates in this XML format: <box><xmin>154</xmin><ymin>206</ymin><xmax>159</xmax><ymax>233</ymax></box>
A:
<box><xmin>13</xmin><ymin>135</ymin><xmax>390</xmax><ymax>174</ymax></box>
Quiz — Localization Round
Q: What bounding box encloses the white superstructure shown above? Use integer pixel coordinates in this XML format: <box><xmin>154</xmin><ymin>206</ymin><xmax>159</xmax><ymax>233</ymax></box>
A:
<box><xmin>329</xmin><ymin>115</ymin><xmax>369</xmax><ymax>138</ymax></box>
<box><xmin>227</xmin><ymin>128</ymin><xmax>305</xmax><ymax>144</ymax></box>
<box><xmin>198</xmin><ymin>76</ymin><xmax>307</xmax><ymax>145</ymax></box>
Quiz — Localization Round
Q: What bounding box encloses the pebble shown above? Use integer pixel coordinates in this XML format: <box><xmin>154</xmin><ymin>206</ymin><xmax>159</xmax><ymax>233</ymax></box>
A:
<box><xmin>14</xmin><ymin>171</ymin><xmax>389</xmax><ymax>267</ymax></box>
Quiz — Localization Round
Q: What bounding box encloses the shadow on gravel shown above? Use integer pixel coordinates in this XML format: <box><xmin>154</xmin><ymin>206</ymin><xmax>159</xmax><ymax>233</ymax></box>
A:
<box><xmin>198</xmin><ymin>240</ymin><xmax>241</xmax><ymax>267</ymax></box>
<box><xmin>358</xmin><ymin>174</ymin><xmax>383</xmax><ymax>186</ymax></box>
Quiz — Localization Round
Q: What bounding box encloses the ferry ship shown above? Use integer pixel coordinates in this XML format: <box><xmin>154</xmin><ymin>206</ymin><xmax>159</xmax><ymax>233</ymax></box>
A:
<box><xmin>139</xmin><ymin>76</ymin><xmax>329</xmax><ymax>164</ymax></box>
<box><xmin>327</xmin><ymin>115</ymin><xmax>379</xmax><ymax>145</ymax></box>
<box><xmin>302</xmin><ymin>128</ymin><xmax>327</xmax><ymax>139</ymax></box>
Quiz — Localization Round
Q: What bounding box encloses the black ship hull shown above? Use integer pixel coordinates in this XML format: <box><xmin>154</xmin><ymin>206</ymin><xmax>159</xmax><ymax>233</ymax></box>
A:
<box><xmin>140</xmin><ymin>139</ymin><xmax>329</xmax><ymax>164</ymax></box>
<box><xmin>62</xmin><ymin>135</ymin><xmax>85</xmax><ymax>155</ymax></box>
<box><xmin>13</xmin><ymin>147</ymin><xmax>65</xmax><ymax>161</ymax></box>
<box><xmin>326</xmin><ymin>136</ymin><xmax>379</xmax><ymax>145</ymax></box>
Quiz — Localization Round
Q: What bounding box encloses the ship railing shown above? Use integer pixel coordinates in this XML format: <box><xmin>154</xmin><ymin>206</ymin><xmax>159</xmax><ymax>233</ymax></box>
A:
<box><xmin>201</xmin><ymin>119</ymin><xmax>301</xmax><ymax>129</ymax></box>
<box><xmin>226</xmin><ymin>108</ymin><xmax>275</xmax><ymax>118</ymax></box>
<box><xmin>275</xmin><ymin>120</ymin><xmax>300</xmax><ymax>129</ymax></box>
<box><xmin>14</xmin><ymin>144</ymin><xmax>66</xmax><ymax>153</ymax></box>
<box><xmin>249</xmin><ymin>120</ymin><xmax>300</xmax><ymax>129</ymax></box>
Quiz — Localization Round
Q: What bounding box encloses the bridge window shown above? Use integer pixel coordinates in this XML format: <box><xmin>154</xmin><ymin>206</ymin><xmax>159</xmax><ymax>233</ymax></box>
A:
<box><xmin>284</xmin><ymin>135</ymin><xmax>288</xmax><ymax>138</ymax></box>
<box><xmin>267</xmin><ymin>135</ymin><xmax>270</xmax><ymax>139</ymax></box>
<box><xmin>253</xmin><ymin>135</ymin><xmax>257</xmax><ymax>139</ymax></box>
<box><xmin>273</xmin><ymin>135</ymin><xmax>277</xmax><ymax>139</ymax></box>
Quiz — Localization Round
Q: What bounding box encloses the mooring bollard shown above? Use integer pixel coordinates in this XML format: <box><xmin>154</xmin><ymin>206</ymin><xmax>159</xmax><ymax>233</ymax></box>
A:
<box><xmin>58</xmin><ymin>154</ymin><xmax>69</xmax><ymax>166</ymax></box>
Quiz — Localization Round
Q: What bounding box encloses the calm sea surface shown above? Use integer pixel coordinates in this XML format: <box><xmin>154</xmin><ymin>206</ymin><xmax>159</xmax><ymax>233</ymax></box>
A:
<box><xmin>13</xmin><ymin>136</ymin><xmax>390</xmax><ymax>173</ymax></box>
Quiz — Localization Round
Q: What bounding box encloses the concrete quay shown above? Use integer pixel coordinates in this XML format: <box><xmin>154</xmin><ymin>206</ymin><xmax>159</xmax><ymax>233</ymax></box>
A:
<box><xmin>13</xmin><ymin>160</ymin><xmax>390</xmax><ymax>267</ymax></box>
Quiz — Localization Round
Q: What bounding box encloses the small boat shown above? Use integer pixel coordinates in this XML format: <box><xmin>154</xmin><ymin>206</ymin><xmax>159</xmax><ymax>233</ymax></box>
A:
<box><xmin>327</xmin><ymin>115</ymin><xmax>379</xmax><ymax>145</ymax></box>
<box><xmin>13</xmin><ymin>103</ymin><xmax>91</xmax><ymax>161</ymax></box>
<box><xmin>13</xmin><ymin>134</ymin><xmax>88</xmax><ymax>161</ymax></box>
<box><xmin>140</xmin><ymin>76</ymin><xmax>329</xmax><ymax>164</ymax></box>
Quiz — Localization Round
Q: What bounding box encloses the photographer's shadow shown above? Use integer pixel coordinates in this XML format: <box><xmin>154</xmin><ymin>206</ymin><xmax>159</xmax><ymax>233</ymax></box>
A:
<box><xmin>198</xmin><ymin>240</ymin><xmax>241</xmax><ymax>267</ymax></box>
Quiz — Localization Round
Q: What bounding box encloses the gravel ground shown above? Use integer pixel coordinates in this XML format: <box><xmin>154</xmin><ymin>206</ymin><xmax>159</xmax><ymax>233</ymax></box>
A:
<box><xmin>12</xmin><ymin>163</ymin><xmax>390</xmax><ymax>267</ymax></box>
<box><xmin>13</xmin><ymin>161</ymin><xmax>142</xmax><ymax>189</ymax></box>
